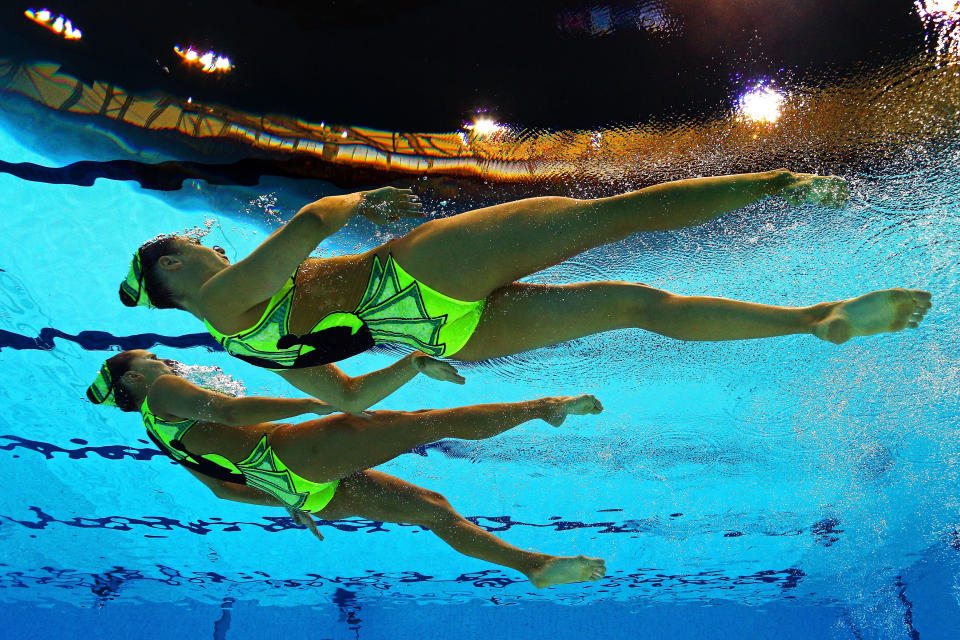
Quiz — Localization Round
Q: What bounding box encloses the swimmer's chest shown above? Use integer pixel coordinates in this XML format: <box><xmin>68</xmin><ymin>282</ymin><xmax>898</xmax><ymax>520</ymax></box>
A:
<box><xmin>232</xmin><ymin>252</ymin><xmax>378</xmax><ymax>336</ymax></box>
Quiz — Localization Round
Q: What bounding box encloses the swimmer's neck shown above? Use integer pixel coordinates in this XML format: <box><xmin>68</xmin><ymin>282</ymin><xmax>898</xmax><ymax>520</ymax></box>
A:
<box><xmin>172</xmin><ymin>269</ymin><xmax>221</xmax><ymax>320</ymax></box>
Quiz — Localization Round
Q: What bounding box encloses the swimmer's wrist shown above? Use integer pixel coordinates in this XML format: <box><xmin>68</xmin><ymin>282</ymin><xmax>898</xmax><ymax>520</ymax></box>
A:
<box><xmin>299</xmin><ymin>193</ymin><xmax>365</xmax><ymax>230</ymax></box>
<box><xmin>306</xmin><ymin>398</ymin><xmax>327</xmax><ymax>412</ymax></box>
<box><xmin>408</xmin><ymin>350</ymin><xmax>428</xmax><ymax>372</ymax></box>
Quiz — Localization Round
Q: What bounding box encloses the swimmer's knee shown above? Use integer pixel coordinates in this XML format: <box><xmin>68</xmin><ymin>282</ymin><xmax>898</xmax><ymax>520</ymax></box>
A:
<box><xmin>417</xmin><ymin>490</ymin><xmax>458</xmax><ymax>528</ymax></box>
<box><xmin>626</xmin><ymin>283</ymin><xmax>677</xmax><ymax>324</ymax></box>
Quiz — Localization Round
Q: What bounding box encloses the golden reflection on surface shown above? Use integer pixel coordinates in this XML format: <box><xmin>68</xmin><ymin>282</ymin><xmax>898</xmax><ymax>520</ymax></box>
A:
<box><xmin>1</xmin><ymin>51</ymin><xmax>959</xmax><ymax>196</ymax></box>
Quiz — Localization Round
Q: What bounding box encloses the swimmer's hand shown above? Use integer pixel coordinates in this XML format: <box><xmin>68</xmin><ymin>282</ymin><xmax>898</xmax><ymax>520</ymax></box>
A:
<box><xmin>309</xmin><ymin>399</ymin><xmax>339</xmax><ymax>416</ymax></box>
<box><xmin>412</xmin><ymin>352</ymin><xmax>466</xmax><ymax>385</ymax></box>
<box><xmin>778</xmin><ymin>172</ymin><xmax>850</xmax><ymax>208</ymax></box>
<box><xmin>305</xmin><ymin>398</ymin><xmax>372</xmax><ymax>419</ymax></box>
<box><xmin>308</xmin><ymin>399</ymin><xmax>370</xmax><ymax>419</ymax></box>
<box><xmin>358</xmin><ymin>186</ymin><xmax>424</xmax><ymax>225</ymax></box>
<box><xmin>286</xmin><ymin>506</ymin><xmax>324</xmax><ymax>542</ymax></box>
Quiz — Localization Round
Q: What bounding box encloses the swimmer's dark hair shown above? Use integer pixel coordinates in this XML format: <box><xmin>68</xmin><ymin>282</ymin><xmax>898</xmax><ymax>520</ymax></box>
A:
<box><xmin>104</xmin><ymin>351</ymin><xmax>140</xmax><ymax>413</ymax></box>
<box><xmin>121</xmin><ymin>237</ymin><xmax>184</xmax><ymax>310</ymax></box>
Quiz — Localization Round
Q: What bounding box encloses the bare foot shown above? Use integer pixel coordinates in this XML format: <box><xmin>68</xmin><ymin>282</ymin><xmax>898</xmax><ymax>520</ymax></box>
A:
<box><xmin>813</xmin><ymin>288</ymin><xmax>932</xmax><ymax>344</ymax></box>
<box><xmin>542</xmin><ymin>395</ymin><xmax>604</xmax><ymax>427</ymax></box>
<box><xmin>781</xmin><ymin>173</ymin><xmax>850</xmax><ymax>208</ymax></box>
<box><xmin>527</xmin><ymin>555</ymin><xmax>607</xmax><ymax>588</ymax></box>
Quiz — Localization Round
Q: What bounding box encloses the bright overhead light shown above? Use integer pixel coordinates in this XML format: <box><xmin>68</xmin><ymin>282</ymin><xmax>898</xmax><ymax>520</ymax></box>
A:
<box><xmin>25</xmin><ymin>8</ymin><xmax>82</xmax><ymax>39</ymax></box>
<box><xmin>464</xmin><ymin>117</ymin><xmax>506</xmax><ymax>137</ymax></box>
<box><xmin>737</xmin><ymin>85</ymin><xmax>785</xmax><ymax>124</ymax></box>
<box><xmin>174</xmin><ymin>45</ymin><xmax>235</xmax><ymax>73</ymax></box>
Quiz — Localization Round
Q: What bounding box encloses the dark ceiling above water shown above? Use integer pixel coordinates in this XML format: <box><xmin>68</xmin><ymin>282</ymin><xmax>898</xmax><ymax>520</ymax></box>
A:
<box><xmin>0</xmin><ymin>0</ymin><xmax>927</xmax><ymax>131</ymax></box>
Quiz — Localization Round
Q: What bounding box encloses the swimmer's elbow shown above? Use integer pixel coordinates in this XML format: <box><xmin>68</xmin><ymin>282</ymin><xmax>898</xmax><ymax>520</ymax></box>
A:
<box><xmin>329</xmin><ymin>379</ymin><xmax>374</xmax><ymax>414</ymax></box>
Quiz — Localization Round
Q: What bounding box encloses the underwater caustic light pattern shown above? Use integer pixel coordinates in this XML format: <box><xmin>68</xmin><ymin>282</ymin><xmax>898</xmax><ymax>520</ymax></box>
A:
<box><xmin>24</xmin><ymin>8</ymin><xmax>81</xmax><ymax>40</ymax></box>
<box><xmin>173</xmin><ymin>46</ymin><xmax>233</xmax><ymax>73</ymax></box>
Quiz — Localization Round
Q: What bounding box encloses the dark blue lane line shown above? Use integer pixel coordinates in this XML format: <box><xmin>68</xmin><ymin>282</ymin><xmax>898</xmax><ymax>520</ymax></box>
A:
<box><xmin>212</xmin><ymin>597</ymin><xmax>235</xmax><ymax>640</ymax></box>
<box><xmin>0</xmin><ymin>327</ymin><xmax>221</xmax><ymax>353</ymax></box>
<box><xmin>0</xmin><ymin>501</ymin><xmax>842</xmax><ymax>552</ymax></box>
<box><xmin>0</xmin><ymin>328</ymin><xmax>476</xmax><ymax>366</ymax></box>
<box><xmin>0</xmin><ymin>435</ymin><xmax>162</xmax><ymax>461</ymax></box>
<box><xmin>0</xmin><ymin>561</ymin><xmax>808</xmax><ymax>594</ymax></box>
<box><xmin>332</xmin><ymin>589</ymin><xmax>363</xmax><ymax>635</ymax></box>
<box><xmin>0</xmin><ymin>434</ymin><xmax>466</xmax><ymax>462</ymax></box>
<box><xmin>0</xmin><ymin>505</ymin><xmax>646</xmax><ymax>537</ymax></box>
<box><xmin>811</xmin><ymin>517</ymin><xmax>844</xmax><ymax>548</ymax></box>
<box><xmin>895</xmin><ymin>575</ymin><xmax>921</xmax><ymax>640</ymax></box>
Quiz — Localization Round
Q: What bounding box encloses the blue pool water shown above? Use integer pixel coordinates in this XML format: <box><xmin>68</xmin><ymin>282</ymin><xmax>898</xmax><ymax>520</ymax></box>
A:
<box><xmin>1</xmin><ymin>86</ymin><xmax>959</xmax><ymax>639</ymax></box>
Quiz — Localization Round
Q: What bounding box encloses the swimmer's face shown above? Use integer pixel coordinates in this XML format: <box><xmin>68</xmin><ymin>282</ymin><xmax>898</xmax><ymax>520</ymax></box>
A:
<box><xmin>126</xmin><ymin>350</ymin><xmax>177</xmax><ymax>381</ymax></box>
<box><xmin>177</xmin><ymin>236</ymin><xmax>230</xmax><ymax>267</ymax></box>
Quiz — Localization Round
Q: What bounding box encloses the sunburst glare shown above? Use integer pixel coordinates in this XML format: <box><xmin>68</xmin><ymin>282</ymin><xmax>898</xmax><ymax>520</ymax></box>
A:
<box><xmin>737</xmin><ymin>85</ymin><xmax>785</xmax><ymax>124</ymax></box>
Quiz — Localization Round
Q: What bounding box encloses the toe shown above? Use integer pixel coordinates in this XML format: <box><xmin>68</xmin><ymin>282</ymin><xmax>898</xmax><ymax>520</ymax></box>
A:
<box><xmin>910</xmin><ymin>290</ymin><xmax>932</xmax><ymax>306</ymax></box>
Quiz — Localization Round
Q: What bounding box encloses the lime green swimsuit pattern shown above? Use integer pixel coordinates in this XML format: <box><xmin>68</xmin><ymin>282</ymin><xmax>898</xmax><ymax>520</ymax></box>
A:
<box><xmin>141</xmin><ymin>399</ymin><xmax>338</xmax><ymax>512</ymax></box>
<box><xmin>204</xmin><ymin>254</ymin><xmax>486</xmax><ymax>370</ymax></box>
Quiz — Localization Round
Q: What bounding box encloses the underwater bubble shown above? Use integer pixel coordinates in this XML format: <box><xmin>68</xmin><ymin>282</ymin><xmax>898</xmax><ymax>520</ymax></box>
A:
<box><xmin>169</xmin><ymin>362</ymin><xmax>247</xmax><ymax>397</ymax></box>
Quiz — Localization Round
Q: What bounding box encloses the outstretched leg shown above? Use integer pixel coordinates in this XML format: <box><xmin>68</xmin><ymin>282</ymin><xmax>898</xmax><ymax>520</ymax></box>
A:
<box><xmin>319</xmin><ymin>470</ymin><xmax>607</xmax><ymax>588</ymax></box>
<box><xmin>452</xmin><ymin>282</ymin><xmax>933</xmax><ymax>361</ymax></box>
<box><xmin>270</xmin><ymin>395</ymin><xmax>603</xmax><ymax>483</ymax></box>
<box><xmin>392</xmin><ymin>170</ymin><xmax>847</xmax><ymax>300</ymax></box>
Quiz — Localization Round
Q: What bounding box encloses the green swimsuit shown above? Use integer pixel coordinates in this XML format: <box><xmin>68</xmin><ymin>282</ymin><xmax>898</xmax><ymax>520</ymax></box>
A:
<box><xmin>204</xmin><ymin>254</ymin><xmax>485</xmax><ymax>370</ymax></box>
<box><xmin>141</xmin><ymin>399</ymin><xmax>338</xmax><ymax>512</ymax></box>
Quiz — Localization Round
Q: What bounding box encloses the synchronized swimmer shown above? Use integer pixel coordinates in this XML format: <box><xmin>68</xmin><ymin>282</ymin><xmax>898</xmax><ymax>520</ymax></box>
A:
<box><xmin>86</xmin><ymin>170</ymin><xmax>933</xmax><ymax>583</ymax></box>
<box><xmin>117</xmin><ymin>170</ymin><xmax>931</xmax><ymax>414</ymax></box>
<box><xmin>86</xmin><ymin>350</ymin><xmax>605</xmax><ymax>588</ymax></box>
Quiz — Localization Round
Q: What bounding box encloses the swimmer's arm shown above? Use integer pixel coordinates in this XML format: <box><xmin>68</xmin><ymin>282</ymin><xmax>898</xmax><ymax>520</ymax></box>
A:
<box><xmin>149</xmin><ymin>375</ymin><xmax>335</xmax><ymax>426</ymax></box>
<box><xmin>188</xmin><ymin>471</ymin><xmax>325</xmax><ymax>541</ymax></box>
<box><xmin>201</xmin><ymin>192</ymin><xmax>365</xmax><ymax>317</ymax></box>
<box><xmin>202</xmin><ymin>188</ymin><xmax>420</xmax><ymax>318</ymax></box>
<box><xmin>186</xmin><ymin>468</ymin><xmax>283</xmax><ymax>506</ymax></box>
<box><xmin>287</xmin><ymin>353</ymin><xmax>465</xmax><ymax>414</ymax></box>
